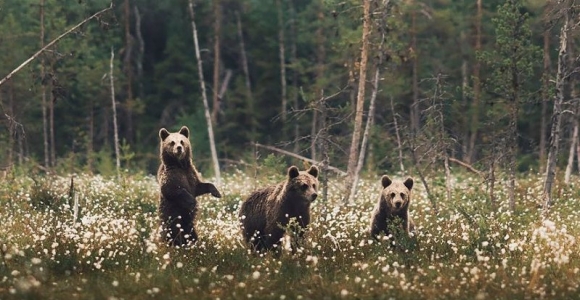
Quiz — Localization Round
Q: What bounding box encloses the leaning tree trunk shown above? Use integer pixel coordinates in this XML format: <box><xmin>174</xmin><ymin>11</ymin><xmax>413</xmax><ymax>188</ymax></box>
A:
<box><xmin>188</xmin><ymin>0</ymin><xmax>221</xmax><ymax>185</ymax></box>
<box><xmin>543</xmin><ymin>11</ymin><xmax>570</xmax><ymax>210</ymax></box>
<box><xmin>344</xmin><ymin>0</ymin><xmax>371</xmax><ymax>204</ymax></box>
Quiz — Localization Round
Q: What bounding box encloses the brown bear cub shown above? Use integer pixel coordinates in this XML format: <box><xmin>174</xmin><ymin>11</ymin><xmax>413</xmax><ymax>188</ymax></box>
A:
<box><xmin>370</xmin><ymin>175</ymin><xmax>415</xmax><ymax>241</ymax></box>
<box><xmin>157</xmin><ymin>126</ymin><xmax>222</xmax><ymax>246</ymax></box>
<box><xmin>239</xmin><ymin>165</ymin><xmax>319</xmax><ymax>253</ymax></box>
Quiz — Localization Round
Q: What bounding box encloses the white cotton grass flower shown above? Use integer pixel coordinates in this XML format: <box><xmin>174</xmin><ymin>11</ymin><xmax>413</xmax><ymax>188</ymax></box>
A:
<box><xmin>252</xmin><ymin>271</ymin><xmax>260</xmax><ymax>280</ymax></box>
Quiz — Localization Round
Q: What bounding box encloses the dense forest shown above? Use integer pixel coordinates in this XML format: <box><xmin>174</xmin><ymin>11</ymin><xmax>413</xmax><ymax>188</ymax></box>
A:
<box><xmin>0</xmin><ymin>0</ymin><xmax>575</xmax><ymax>188</ymax></box>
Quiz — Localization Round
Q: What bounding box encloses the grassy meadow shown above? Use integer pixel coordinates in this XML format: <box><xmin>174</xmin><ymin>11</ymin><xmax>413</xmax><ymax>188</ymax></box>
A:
<box><xmin>0</xmin><ymin>166</ymin><xmax>579</xmax><ymax>299</ymax></box>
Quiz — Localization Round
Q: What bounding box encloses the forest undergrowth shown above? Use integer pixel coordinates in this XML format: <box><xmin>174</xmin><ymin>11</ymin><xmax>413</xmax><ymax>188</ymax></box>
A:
<box><xmin>0</xmin><ymin>166</ymin><xmax>579</xmax><ymax>299</ymax></box>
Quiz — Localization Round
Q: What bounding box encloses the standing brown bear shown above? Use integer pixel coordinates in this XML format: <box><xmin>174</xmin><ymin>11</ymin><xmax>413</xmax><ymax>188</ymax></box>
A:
<box><xmin>157</xmin><ymin>126</ymin><xmax>222</xmax><ymax>246</ymax></box>
<box><xmin>369</xmin><ymin>175</ymin><xmax>415</xmax><ymax>241</ymax></box>
<box><xmin>239</xmin><ymin>165</ymin><xmax>319</xmax><ymax>253</ymax></box>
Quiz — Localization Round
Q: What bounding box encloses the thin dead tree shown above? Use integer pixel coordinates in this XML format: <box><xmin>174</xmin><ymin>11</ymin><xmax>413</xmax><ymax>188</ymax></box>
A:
<box><xmin>39</xmin><ymin>0</ymin><xmax>49</xmax><ymax>168</ymax></box>
<box><xmin>344</xmin><ymin>0</ymin><xmax>371</xmax><ymax>204</ymax></box>
<box><xmin>543</xmin><ymin>5</ymin><xmax>572</xmax><ymax>210</ymax></box>
<box><xmin>347</xmin><ymin>27</ymin><xmax>386</xmax><ymax>202</ymax></box>
<box><xmin>540</xmin><ymin>3</ymin><xmax>552</xmax><ymax>173</ymax></box>
<box><xmin>110</xmin><ymin>47</ymin><xmax>120</xmax><ymax>175</ymax></box>
<box><xmin>188</xmin><ymin>0</ymin><xmax>221</xmax><ymax>185</ymax></box>
<box><xmin>390</xmin><ymin>96</ymin><xmax>405</xmax><ymax>172</ymax></box>
<box><xmin>564</xmin><ymin>41</ymin><xmax>578</xmax><ymax>184</ymax></box>
<box><xmin>276</xmin><ymin>0</ymin><xmax>288</xmax><ymax>135</ymax></box>
<box><xmin>0</xmin><ymin>2</ymin><xmax>113</xmax><ymax>86</ymax></box>
<box><xmin>468</xmin><ymin>0</ymin><xmax>483</xmax><ymax>163</ymax></box>
<box><xmin>212</xmin><ymin>0</ymin><xmax>222</xmax><ymax>124</ymax></box>
<box><xmin>235</xmin><ymin>11</ymin><xmax>256</xmax><ymax>142</ymax></box>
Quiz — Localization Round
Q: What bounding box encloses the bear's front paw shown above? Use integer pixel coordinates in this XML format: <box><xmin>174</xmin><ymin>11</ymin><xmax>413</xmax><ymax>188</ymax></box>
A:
<box><xmin>210</xmin><ymin>186</ymin><xmax>222</xmax><ymax>198</ymax></box>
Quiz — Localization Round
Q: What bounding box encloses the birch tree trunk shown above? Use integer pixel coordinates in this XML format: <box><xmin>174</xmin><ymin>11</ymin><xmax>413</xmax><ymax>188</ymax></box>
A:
<box><xmin>212</xmin><ymin>0</ymin><xmax>221</xmax><ymax>124</ymax></box>
<box><xmin>110</xmin><ymin>47</ymin><xmax>121</xmax><ymax>175</ymax></box>
<box><xmin>543</xmin><ymin>11</ymin><xmax>570</xmax><ymax>210</ymax></box>
<box><xmin>344</xmin><ymin>0</ymin><xmax>371</xmax><ymax>204</ymax></box>
<box><xmin>235</xmin><ymin>11</ymin><xmax>256</xmax><ymax>143</ymax></box>
<box><xmin>188</xmin><ymin>0</ymin><xmax>221</xmax><ymax>185</ymax></box>
<box><xmin>564</xmin><ymin>43</ymin><xmax>578</xmax><ymax>184</ymax></box>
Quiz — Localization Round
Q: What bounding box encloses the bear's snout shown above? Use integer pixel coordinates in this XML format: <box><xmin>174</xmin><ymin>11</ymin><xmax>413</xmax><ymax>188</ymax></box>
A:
<box><xmin>311</xmin><ymin>193</ymin><xmax>318</xmax><ymax>201</ymax></box>
<box><xmin>394</xmin><ymin>200</ymin><xmax>402</xmax><ymax>209</ymax></box>
<box><xmin>176</xmin><ymin>145</ymin><xmax>183</xmax><ymax>153</ymax></box>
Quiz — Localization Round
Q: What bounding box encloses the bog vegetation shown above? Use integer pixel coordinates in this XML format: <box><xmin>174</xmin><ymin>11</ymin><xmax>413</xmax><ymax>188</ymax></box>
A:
<box><xmin>0</xmin><ymin>162</ymin><xmax>579</xmax><ymax>299</ymax></box>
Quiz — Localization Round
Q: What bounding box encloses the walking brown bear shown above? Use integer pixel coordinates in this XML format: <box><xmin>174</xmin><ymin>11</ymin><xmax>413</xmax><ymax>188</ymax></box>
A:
<box><xmin>239</xmin><ymin>165</ymin><xmax>319</xmax><ymax>253</ymax></box>
<box><xmin>157</xmin><ymin>126</ymin><xmax>222</xmax><ymax>246</ymax></box>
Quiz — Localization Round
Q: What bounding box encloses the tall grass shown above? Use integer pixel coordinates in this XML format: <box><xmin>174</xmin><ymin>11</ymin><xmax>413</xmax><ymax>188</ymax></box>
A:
<box><xmin>0</xmin><ymin>170</ymin><xmax>579</xmax><ymax>299</ymax></box>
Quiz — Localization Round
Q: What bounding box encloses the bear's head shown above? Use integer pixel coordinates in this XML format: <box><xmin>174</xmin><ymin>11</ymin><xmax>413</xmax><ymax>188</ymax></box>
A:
<box><xmin>381</xmin><ymin>175</ymin><xmax>413</xmax><ymax>212</ymax></box>
<box><xmin>287</xmin><ymin>165</ymin><xmax>319</xmax><ymax>203</ymax></box>
<box><xmin>159</xmin><ymin>126</ymin><xmax>192</xmax><ymax>166</ymax></box>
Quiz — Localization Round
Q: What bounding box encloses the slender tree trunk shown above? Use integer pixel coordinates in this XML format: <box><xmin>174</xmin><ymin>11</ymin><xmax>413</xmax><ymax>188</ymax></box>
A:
<box><xmin>565</xmin><ymin>43</ymin><xmax>578</xmax><ymax>184</ymax></box>
<box><xmin>390</xmin><ymin>96</ymin><xmax>405</xmax><ymax>172</ymax></box>
<box><xmin>124</xmin><ymin>0</ymin><xmax>134</xmax><ymax>143</ymax></box>
<box><xmin>188</xmin><ymin>0</ymin><xmax>221</xmax><ymax>184</ymax></box>
<box><xmin>468</xmin><ymin>0</ymin><xmax>482</xmax><ymax>164</ymax></box>
<box><xmin>344</xmin><ymin>0</ymin><xmax>371</xmax><ymax>204</ymax></box>
<box><xmin>7</xmin><ymin>81</ymin><xmax>14</xmax><ymax>166</ymax></box>
<box><xmin>410</xmin><ymin>8</ymin><xmax>420</xmax><ymax>134</ymax></box>
<box><xmin>133</xmin><ymin>5</ymin><xmax>144</xmax><ymax>101</ymax></box>
<box><xmin>565</xmin><ymin>117</ymin><xmax>578</xmax><ymax>184</ymax></box>
<box><xmin>320</xmin><ymin>95</ymin><xmax>329</xmax><ymax>202</ymax></box>
<box><xmin>87</xmin><ymin>98</ymin><xmax>94</xmax><ymax>173</ymax></box>
<box><xmin>235</xmin><ymin>11</ymin><xmax>256</xmax><ymax>143</ymax></box>
<box><xmin>49</xmin><ymin>65</ymin><xmax>55</xmax><ymax>167</ymax></box>
<box><xmin>212</xmin><ymin>0</ymin><xmax>221</xmax><ymax>124</ymax></box>
<box><xmin>110</xmin><ymin>47</ymin><xmax>121</xmax><ymax>175</ymax></box>
<box><xmin>312</xmin><ymin>8</ymin><xmax>326</xmax><ymax>160</ymax></box>
<box><xmin>276</xmin><ymin>0</ymin><xmax>288</xmax><ymax>136</ymax></box>
<box><xmin>540</xmin><ymin>22</ymin><xmax>551</xmax><ymax>173</ymax></box>
<box><xmin>543</xmin><ymin>12</ymin><xmax>570</xmax><ymax>210</ymax></box>
<box><xmin>289</xmin><ymin>0</ymin><xmax>300</xmax><ymax>153</ymax></box>
<box><xmin>348</xmin><ymin>63</ymin><xmax>380</xmax><ymax>202</ymax></box>
<box><xmin>40</xmin><ymin>0</ymin><xmax>49</xmax><ymax>168</ymax></box>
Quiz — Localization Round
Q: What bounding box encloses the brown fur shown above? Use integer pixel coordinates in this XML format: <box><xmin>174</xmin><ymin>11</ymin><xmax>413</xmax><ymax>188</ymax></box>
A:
<box><xmin>157</xmin><ymin>126</ymin><xmax>221</xmax><ymax>246</ymax></box>
<box><xmin>239</xmin><ymin>165</ymin><xmax>319</xmax><ymax>252</ymax></box>
<box><xmin>369</xmin><ymin>175</ymin><xmax>415</xmax><ymax>240</ymax></box>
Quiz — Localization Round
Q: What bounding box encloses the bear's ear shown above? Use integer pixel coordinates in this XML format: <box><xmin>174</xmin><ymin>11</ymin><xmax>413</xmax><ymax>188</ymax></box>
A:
<box><xmin>159</xmin><ymin>128</ymin><xmax>170</xmax><ymax>141</ymax></box>
<box><xmin>179</xmin><ymin>126</ymin><xmax>190</xmax><ymax>138</ymax></box>
<box><xmin>288</xmin><ymin>166</ymin><xmax>300</xmax><ymax>179</ymax></box>
<box><xmin>307</xmin><ymin>165</ymin><xmax>319</xmax><ymax>178</ymax></box>
<box><xmin>404</xmin><ymin>177</ymin><xmax>414</xmax><ymax>190</ymax></box>
<box><xmin>381</xmin><ymin>175</ymin><xmax>392</xmax><ymax>188</ymax></box>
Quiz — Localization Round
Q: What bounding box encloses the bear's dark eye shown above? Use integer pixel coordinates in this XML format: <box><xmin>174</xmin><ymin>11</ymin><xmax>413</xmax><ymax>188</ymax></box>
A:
<box><xmin>400</xmin><ymin>193</ymin><xmax>405</xmax><ymax>199</ymax></box>
<box><xmin>301</xmin><ymin>183</ymin><xmax>308</xmax><ymax>190</ymax></box>
<box><xmin>180</xmin><ymin>140</ymin><xmax>184</xmax><ymax>145</ymax></box>
<box><xmin>313</xmin><ymin>184</ymin><xmax>317</xmax><ymax>190</ymax></box>
<box><xmin>390</xmin><ymin>192</ymin><xmax>395</xmax><ymax>198</ymax></box>
<box><xmin>170</xmin><ymin>141</ymin><xmax>175</xmax><ymax>146</ymax></box>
